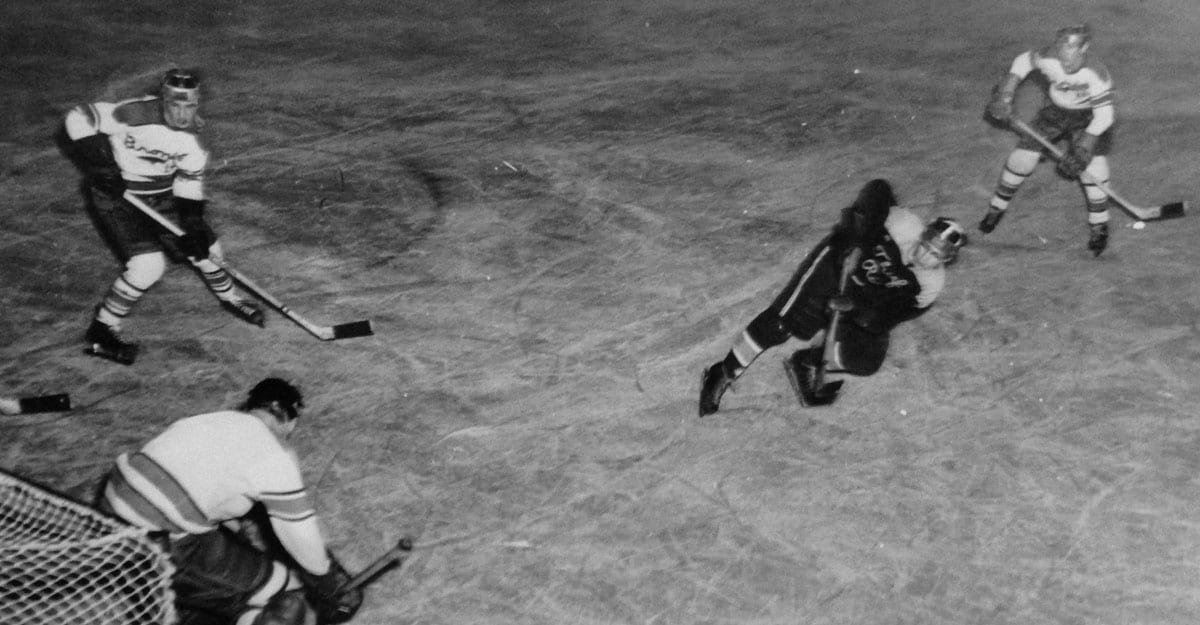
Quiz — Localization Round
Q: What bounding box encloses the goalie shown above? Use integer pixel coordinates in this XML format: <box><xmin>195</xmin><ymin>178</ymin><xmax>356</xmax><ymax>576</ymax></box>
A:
<box><xmin>59</xmin><ymin>68</ymin><xmax>263</xmax><ymax>365</ymax></box>
<box><xmin>97</xmin><ymin>378</ymin><xmax>363</xmax><ymax>625</ymax></box>
<box><xmin>698</xmin><ymin>180</ymin><xmax>964</xmax><ymax>415</ymax></box>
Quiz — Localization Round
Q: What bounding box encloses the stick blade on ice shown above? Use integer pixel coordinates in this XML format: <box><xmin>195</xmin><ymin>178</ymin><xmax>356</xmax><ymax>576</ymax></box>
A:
<box><xmin>18</xmin><ymin>393</ymin><xmax>72</xmax><ymax>414</ymax></box>
<box><xmin>330</xmin><ymin>320</ymin><xmax>374</xmax><ymax>340</ymax></box>
<box><xmin>1150</xmin><ymin>201</ymin><xmax>1188</xmax><ymax>221</ymax></box>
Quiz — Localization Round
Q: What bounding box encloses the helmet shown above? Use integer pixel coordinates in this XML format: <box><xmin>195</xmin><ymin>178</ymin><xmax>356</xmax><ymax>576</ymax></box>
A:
<box><xmin>244</xmin><ymin>378</ymin><xmax>304</xmax><ymax>421</ymax></box>
<box><xmin>160</xmin><ymin>68</ymin><xmax>201</xmax><ymax>130</ymax></box>
<box><xmin>161</xmin><ymin>68</ymin><xmax>200</xmax><ymax>103</ymax></box>
<box><xmin>920</xmin><ymin>217</ymin><xmax>968</xmax><ymax>265</ymax></box>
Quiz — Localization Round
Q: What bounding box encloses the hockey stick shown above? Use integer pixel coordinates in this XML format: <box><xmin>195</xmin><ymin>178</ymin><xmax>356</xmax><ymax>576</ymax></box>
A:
<box><xmin>336</xmin><ymin>536</ymin><xmax>414</xmax><ymax>595</ymax></box>
<box><xmin>123</xmin><ymin>192</ymin><xmax>374</xmax><ymax>341</ymax></box>
<box><xmin>784</xmin><ymin>246</ymin><xmax>861</xmax><ymax>407</ymax></box>
<box><xmin>0</xmin><ymin>393</ymin><xmax>71</xmax><ymax>415</ymax></box>
<box><xmin>1010</xmin><ymin>119</ymin><xmax>1187</xmax><ymax>222</ymax></box>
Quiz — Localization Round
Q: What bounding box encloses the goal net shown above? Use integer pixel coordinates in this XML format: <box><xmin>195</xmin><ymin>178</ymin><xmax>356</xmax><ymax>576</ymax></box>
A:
<box><xmin>0</xmin><ymin>469</ymin><xmax>177</xmax><ymax>625</ymax></box>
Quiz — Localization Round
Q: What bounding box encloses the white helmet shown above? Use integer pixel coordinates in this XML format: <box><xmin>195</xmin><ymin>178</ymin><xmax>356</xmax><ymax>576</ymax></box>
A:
<box><xmin>921</xmin><ymin>217</ymin><xmax>968</xmax><ymax>265</ymax></box>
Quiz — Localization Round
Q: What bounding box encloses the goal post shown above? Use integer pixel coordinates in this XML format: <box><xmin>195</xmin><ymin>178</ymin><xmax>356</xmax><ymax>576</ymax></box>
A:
<box><xmin>0</xmin><ymin>469</ymin><xmax>177</xmax><ymax>625</ymax></box>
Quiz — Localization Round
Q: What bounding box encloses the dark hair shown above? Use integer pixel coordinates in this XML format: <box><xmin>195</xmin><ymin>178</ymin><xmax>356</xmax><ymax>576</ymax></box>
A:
<box><xmin>242</xmin><ymin>378</ymin><xmax>304</xmax><ymax>421</ymax></box>
<box><xmin>1056</xmin><ymin>24</ymin><xmax>1091</xmax><ymax>43</ymax></box>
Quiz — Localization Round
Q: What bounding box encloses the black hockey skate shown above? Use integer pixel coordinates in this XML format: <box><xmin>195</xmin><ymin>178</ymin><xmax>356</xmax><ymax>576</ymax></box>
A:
<box><xmin>698</xmin><ymin>362</ymin><xmax>732</xmax><ymax>417</ymax></box>
<box><xmin>978</xmin><ymin>207</ymin><xmax>1005</xmax><ymax>234</ymax></box>
<box><xmin>782</xmin><ymin>349</ymin><xmax>841</xmax><ymax>407</ymax></box>
<box><xmin>1087</xmin><ymin>222</ymin><xmax>1108</xmax><ymax>257</ymax></box>
<box><xmin>84</xmin><ymin>319</ymin><xmax>138</xmax><ymax>365</ymax></box>
<box><xmin>222</xmin><ymin>299</ymin><xmax>265</xmax><ymax>327</ymax></box>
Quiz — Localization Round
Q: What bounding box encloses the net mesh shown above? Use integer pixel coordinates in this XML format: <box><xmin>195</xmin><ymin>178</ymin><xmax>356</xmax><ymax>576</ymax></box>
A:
<box><xmin>0</xmin><ymin>470</ymin><xmax>176</xmax><ymax>625</ymax></box>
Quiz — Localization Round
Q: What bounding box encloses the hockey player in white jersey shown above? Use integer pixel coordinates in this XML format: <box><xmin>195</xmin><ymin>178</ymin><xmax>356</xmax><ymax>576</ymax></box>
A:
<box><xmin>99</xmin><ymin>378</ymin><xmax>364</xmax><ymax>625</ymax></box>
<box><xmin>979</xmin><ymin>24</ymin><xmax>1117</xmax><ymax>256</ymax></box>
<box><xmin>60</xmin><ymin>68</ymin><xmax>263</xmax><ymax>365</ymax></box>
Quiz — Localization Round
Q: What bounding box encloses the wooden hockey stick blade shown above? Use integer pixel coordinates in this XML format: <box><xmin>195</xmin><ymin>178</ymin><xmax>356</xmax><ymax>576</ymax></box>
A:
<box><xmin>337</xmin><ymin>536</ymin><xmax>414</xmax><ymax>595</ymax></box>
<box><xmin>17</xmin><ymin>394</ymin><xmax>72</xmax><ymax>414</ymax></box>
<box><xmin>1136</xmin><ymin>200</ymin><xmax>1187</xmax><ymax>222</ymax></box>
<box><xmin>328</xmin><ymin>320</ymin><xmax>374</xmax><ymax>340</ymax></box>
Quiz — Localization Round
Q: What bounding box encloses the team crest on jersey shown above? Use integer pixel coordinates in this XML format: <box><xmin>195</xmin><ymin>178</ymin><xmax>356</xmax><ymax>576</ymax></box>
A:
<box><xmin>1053</xmin><ymin>81</ymin><xmax>1089</xmax><ymax>96</ymax></box>
<box><xmin>122</xmin><ymin>134</ymin><xmax>186</xmax><ymax>168</ymax></box>
<box><xmin>854</xmin><ymin>238</ymin><xmax>911</xmax><ymax>289</ymax></box>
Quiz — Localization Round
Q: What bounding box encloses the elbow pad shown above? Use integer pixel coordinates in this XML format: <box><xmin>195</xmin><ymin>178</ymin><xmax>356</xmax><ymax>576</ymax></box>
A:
<box><xmin>70</xmin><ymin>134</ymin><xmax>117</xmax><ymax>173</ymax></box>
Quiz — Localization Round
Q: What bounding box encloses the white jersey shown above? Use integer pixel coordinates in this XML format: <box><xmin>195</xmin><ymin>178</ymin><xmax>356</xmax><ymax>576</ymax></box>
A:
<box><xmin>1009</xmin><ymin>47</ymin><xmax>1115</xmax><ymax>135</ymax></box>
<box><xmin>104</xmin><ymin>410</ymin><xmax>331</xmax><ymax>575</ymax></box>
<box><xmin>64</xmin><ymin>96</ymin><xmax>207</xmax><ymax>200</ymax></box>
<box><xmin>886</xmin><ymin>207</ymin><xmax>945</xmax><ymax>309</ymax></box>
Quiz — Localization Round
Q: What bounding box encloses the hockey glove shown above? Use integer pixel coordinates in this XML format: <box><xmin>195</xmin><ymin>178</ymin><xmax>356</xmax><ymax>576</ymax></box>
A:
<box><xmin>302</xmin><ymin>553</ymin><xmax>363</xmax><ymax>625</ymax></box>
<box><xmin>985</xmin><ymin>89</ymin><xmax>1014</xmax><ymax>123</ymax></box>
<box><xmin>1057</xmin><ymin>133</ymin><xmax>1097</xmax><ymax>179</ymax></box>
<box><xmin>173</xmin><ymin>197</ymin><xmax>212</xmax><ymax>259</ymax></box>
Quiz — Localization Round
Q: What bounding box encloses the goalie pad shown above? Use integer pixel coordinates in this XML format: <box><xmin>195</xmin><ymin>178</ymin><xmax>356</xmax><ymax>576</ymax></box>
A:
<box><xmin>251</xmin><ymin>589</ymin><xmax>315</xmax><ymax>625</ymax></box>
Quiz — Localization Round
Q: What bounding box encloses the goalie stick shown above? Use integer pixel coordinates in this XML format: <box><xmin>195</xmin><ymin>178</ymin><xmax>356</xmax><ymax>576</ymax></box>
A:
<box><xmin>1010</xmin><ymin>119</ymin><xmax>1187</xmax><ymax>222</ymax></box>
<box><xmin>336</xmin><ymin>536</ymin><xmax>414</xmax><ymax>595</ymax></box>
<box><xmin>0</xmin><ymin>393</ymin><xmax>71</xmax><ymax>415</ymax></box>
<box><xmin>123</xmin><ymin>192</ymin><xmax>374</xmax><ymax>341</ymax></box>
<box><xmin>310</xmin><ymin>537</ymin><xmax>412</xmax><ymax>623</ymax></box>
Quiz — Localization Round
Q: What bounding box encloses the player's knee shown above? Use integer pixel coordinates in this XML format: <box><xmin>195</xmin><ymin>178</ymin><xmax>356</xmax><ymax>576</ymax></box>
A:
<box><xmin>125</xmin><ymin>252</ymin><xmax>166</xmax><ymax>289</ymax></box>
<box><xmin>1006</xmin><ymin>148</ymin><xmax>1040</xmax><ymax>173</ymax></box>
<box><xmin>745</xmin><ymin>310</ymin><xmax>790</xmax><ymax>347</ymax></box>
<box><xmin>248</xmin><ymin>590</ymin><xmax>315</xmax><ymax>625</ymax></box>
<box><xmin>1084</xmin><ymin>155</ymin><xmax>1110</xmax><ymax>181</ymax></box>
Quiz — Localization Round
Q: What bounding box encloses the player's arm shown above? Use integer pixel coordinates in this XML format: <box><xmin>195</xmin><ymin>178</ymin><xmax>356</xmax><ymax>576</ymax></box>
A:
<box><xmin>259</xmin><ymin>485</ymin><xmax>330</xmax><ymax>575</ymax></box>
<box><xmin>61</xmin><ymin>104</ymin><xmax>124</xmax><ymax>193</ymax></box>
<box><xmin>987</xmin><ymin>52</ymin><xmax>1033</xmax><ymax>122</ymax></box>
<box><xmin>170</xmin><ymin>138</ymin><xmax>212</xmax><ymax>258</ymax></box>
<box><xmin>845</xmin><ymin>264</ymin><xmax>927</xmax><ymax>333</ymax></box>
<box><xmin>259</xmin><ymin>458</ymin><xmax>363</xmax><ymax>624</ymax></box>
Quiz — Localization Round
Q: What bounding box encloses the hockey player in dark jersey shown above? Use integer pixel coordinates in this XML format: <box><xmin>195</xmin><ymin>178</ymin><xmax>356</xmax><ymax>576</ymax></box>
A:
<box><xmin>59</xmin><ymin>69</ymin><xmax>264</xmax><ymax>365</ymax></box>
<box><xmin>980</xmin><ymin>24</ymin><xmax>1117</xmax><ymax>256</ymax></box>
<box><xmin>698</xmin><ymin>180</ymin><xmax>965</xmax><ymax>416</ymax></box>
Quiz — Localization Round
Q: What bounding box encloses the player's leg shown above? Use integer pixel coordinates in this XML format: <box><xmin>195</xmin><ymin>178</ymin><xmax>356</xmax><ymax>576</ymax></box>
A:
<box><xmin>981</xmin><ymin>105</ymin><xmax>1083</xmax><ymax>234</ymax></box>
<box><xmin>156</xmin><ymin>207</ymin><xmax>265</xmax><ymax>327</ymax></box>
<box><xmin>250</xmin><ymin>590</ymin><xmax>315</xmax><ymax>625</ymax></box>
<box><xmin>86</xmin><ymin>252</ymin><xmax>164</xmax><ymax>364</ymax></box>
<box><xmin>979</xmin><ymin>147</ymin><xmax>1040</xmax><ymax>233</ymax></box>
<box><xmin>699</xmin><ymin>310</ymin><xmax>798</xmax><ymax>417</ymax></box>
<box><xmin>191</xmin><ymin>245</ymin><xmax>265</xmax><ymax>327</ymax></box>
<box><xmin>699</xmin><ymin>242</ymin><xmax>839</xmax><ymax>416</ymax></box>
<box><xmin>1081</xmin><ymin>155</ymin><xmax>1112</xmax><ymax>256</ymax></box>
<box><xmin>826</xmin><ymin>321</ymin><xmax>890</xmax><ymax>376</ymax></box>
<box><xmin>85</xmin><ymin>191</ymin><xmax>168</xmax><ymax>364</ymax></box>
<box><xmin>168</xmin><ymin>528</ymin><xmax>313</xmax><ymax>625</ymax></box>
<box><xmin>700</xmin><ymin>269</ymin><xmax>830</xmax><ymax>417</ymax></box>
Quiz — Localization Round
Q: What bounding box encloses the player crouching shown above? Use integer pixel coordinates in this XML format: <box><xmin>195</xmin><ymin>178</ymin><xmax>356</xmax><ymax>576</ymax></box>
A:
<box><xmin>97</xmin><ymin>379</ymin><xmax>362</xmax><ymax>625</ymax></box>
